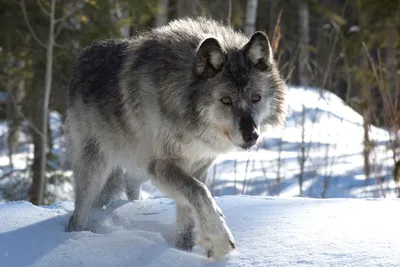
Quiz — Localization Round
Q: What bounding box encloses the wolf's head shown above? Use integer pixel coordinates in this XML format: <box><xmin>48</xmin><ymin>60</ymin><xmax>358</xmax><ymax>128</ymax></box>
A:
<box><xmin>192</xmin><ymin>31</ymin><xmax>286</xmax><ymax>150</ymax></box>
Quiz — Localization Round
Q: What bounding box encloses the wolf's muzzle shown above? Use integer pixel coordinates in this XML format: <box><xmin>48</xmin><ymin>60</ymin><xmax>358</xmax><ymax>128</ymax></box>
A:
<box><xmin>239</xmin><ymin>115</ymin><xmax>259</xmax><ymax>146</ymax></box>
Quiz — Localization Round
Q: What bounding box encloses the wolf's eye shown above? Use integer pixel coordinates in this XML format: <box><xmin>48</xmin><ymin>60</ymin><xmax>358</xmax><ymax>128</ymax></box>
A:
<box><xmin>251</xmin><ymin>94</ymin><xmax>261</xmax><ymax>103</ymax></box>
<box><xmin>221</xmin><ymin>96</ymin><xmax>233</xmax><ymax>105</ymax></box>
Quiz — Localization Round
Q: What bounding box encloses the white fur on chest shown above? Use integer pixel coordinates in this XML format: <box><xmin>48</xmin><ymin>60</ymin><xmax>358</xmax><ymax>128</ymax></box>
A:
<box><xmin>184</xmin><ymin>140</ymin><xmax>218</xmax><ymax>162</ymax></box>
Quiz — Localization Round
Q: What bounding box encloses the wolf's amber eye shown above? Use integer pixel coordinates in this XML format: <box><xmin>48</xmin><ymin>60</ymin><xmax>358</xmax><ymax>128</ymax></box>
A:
<box><xmin>251</xmin><ymin>94</ymin><xmax>261</xmax><ymax>103</ymax></box>
<box><xmin>221</xmin><ymin>96</ymin><xmax>233</xmax><ymax>105</ymax></box>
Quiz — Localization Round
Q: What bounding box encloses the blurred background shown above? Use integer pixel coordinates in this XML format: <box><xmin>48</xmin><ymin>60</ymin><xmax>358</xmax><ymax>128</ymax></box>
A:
<box><xmin>0</xmin><ymin>0</ymin><xmax>399</xmax><ymax>205</ymax></box>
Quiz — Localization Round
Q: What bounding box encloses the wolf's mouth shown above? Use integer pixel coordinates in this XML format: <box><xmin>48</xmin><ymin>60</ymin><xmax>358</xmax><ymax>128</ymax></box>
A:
<box><xmin>240</xmin><ymin>142</ymin><xmax>256</xmax><ymax>149</ymax></box>
<box><xmin>224</xmin><ymin>132</ymin><xmax>233</xmax><ymax>142</ymax></box>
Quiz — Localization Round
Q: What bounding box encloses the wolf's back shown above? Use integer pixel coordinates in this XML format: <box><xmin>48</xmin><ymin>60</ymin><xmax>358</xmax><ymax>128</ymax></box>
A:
<box><xmin>67</xmin><ymin>39</ymin><xmax>130</xmax><ymax>105</ymax></box>
<box><xmin>67</xmin><ymin>17</ymin><xmax>248</xmax><ymax>105</ymax></box>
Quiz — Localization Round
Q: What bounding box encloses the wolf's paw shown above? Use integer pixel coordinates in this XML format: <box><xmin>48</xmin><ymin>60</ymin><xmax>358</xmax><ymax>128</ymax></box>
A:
<box><xmin>197</xmin><ymin>212</ymin><xmax>235</xmax><ymax>258</ymax></box>
<box><xmin>175</xmin><ymin>230</ymin><xmax>195</xmax><ymax>251</ymax></box>
<box><xmin>65</xmin><ymin>215</ymin><xmax>86</xmax><ymax>232</ymax></box>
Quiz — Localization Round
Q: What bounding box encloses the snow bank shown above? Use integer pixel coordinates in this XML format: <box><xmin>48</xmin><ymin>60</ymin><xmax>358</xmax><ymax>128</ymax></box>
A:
<box><xmin>1</xmin><ymin>196</ymin><xmax>399</xmax><ymax>266</ymax></box>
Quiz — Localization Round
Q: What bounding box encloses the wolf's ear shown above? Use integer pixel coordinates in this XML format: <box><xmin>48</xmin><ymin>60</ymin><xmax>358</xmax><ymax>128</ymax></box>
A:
<box><xmin>242</xmin><ymin>31</ymin><xmax>273</xmax><ymax>71</ymax></box>
<box><xmin>195</xmin><ymin>38</ymin><xmax>224</xmax><ymax>77</ymax></box>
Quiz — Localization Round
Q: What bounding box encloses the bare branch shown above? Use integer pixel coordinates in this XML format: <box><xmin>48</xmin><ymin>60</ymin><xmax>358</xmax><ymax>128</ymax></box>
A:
<box><xmin>54</xmin><ymin>4</ymin><xmax>79</xmax><ymax>23</ymax></box>
<box><xmin>37</xmin><ymin>0</ymin><xmax>51</xmax><ymax>17</ymax></box>
<box><xmin>227</xmin><ymin>0</ymin><xmax>232</xmax><ymax>26</ymax></box>
<box><xmin>0</xmin><ymin>169</ymin><xmax>25</xmax><ymax>181</ymax></box>
<box><xmin>271</xmin><ymin>9</ymin><xmax>283</xmax><ymax>53</ymax></box>
<box><xmin>321</xmin><ymin>20</ymin><xmax>340</xmax><ymax>89</ymax></box>
<box><xmin>54</xmin><ymin>19</ymin><xmax>64</xmax><ymax>39</ymax></box>
<box><xmin>7</xmin><ymin>86</ymin><xmax>44</xmax><ymax>139</ymax></box>
<box><xmin>20</xmin><ymin>0</ymin><xmax>47</xmax><ymax>49</ymax></box>
<box><xmin>53</xmin><ymin>39</ymin><xmax>69</xmax><ymax>49</ymax></box>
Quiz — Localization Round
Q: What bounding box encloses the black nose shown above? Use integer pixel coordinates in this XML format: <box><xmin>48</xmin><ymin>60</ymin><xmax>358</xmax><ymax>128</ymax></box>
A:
<box><xmin>242</xmin><ymin>130</ymin><xmax>259</xmax><ymax>143</ymax></box>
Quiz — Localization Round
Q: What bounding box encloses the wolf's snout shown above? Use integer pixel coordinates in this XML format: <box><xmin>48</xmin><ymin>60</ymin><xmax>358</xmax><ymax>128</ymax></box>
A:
<box><xmin>242</xmin><ymin>129</ymin><xmax>259</xmax><ymax>143</ymax></box>
<box><xmin>239</xmin><ymin>115</ymin><xmax>259</xmax><ymax>145</ymax></box>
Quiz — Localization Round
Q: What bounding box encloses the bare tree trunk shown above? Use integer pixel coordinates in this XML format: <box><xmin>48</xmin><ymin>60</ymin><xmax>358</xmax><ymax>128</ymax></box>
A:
<box><xmin>276</xmin><ymin>135</ymin><xmax>283</xmax><ymax>196</ymax></box>
<box><xmin>298</xmin><ymin>105</ymin><xmax>307</xmax><ymax>196</ymax></box>
<box><xmin>385</xmin><ymin>29</ymin><xmax>397</xmax><ymax>102</ymax></box>
<box><xmin>362</xmin><ymin>98</ymin><xmax>371</xmax><ymax>180</ymax></box>
<box><xmin>244</xmin><ymin>0</ymin><xmax>258</xmax><ymax>37</ymax></box>
<box><xmin>116</xmin><ymin>1</ymin><xmax>132</xmax><ymax>37</ymax></box>
<box><xmin>359</xmin><ymin>12</ymin><xmax>371</xmax><ymax>181</ymax></box>
<box><xmin>38</xmin><ymin>0</ymin><xmax>56</xmax><ymax>205</ymax></box>
<box><xmin>30</xmin><ymin>70</ymin><xmax>45</xmax><ymax>205</ymax></box>
<box><xmin>6</xmin><ymin>79</ymin><xmax>25</xmax><ymax>168</ymax></box>
<box><xmin>298</xmin><ymin>0</ymin><xmax>310</xmax><ymax>86</ymax></box>
<box><xmin>269</xmin><ymin>0</ymin><xmax>277</xmax><ymax>38</ymax></box>
<box><xmin>227</xmin><ymin>0</ymin><xmax>232</xmax><ymax>26</ymax></box>
<box><xmin>155</xmin><ymin>0</ymin><xmax>169</xmax><ymax>27</ymax></box>
<box><xmin>176</xmin><ymin>0</ymin><xmax>196</xmax><ymax>17</ymax></box>
<box><xmin>31</xmin><ymin>0</ymin><xmax>56</xmax><ymax>205</ymax></box>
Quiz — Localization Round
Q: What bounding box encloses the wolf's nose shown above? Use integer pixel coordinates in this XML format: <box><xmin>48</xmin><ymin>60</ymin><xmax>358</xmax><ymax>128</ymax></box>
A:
<box><xmin>243</xmin><ymin>130</ymin><xmax>259</xmax><ymax>143</ymax></box>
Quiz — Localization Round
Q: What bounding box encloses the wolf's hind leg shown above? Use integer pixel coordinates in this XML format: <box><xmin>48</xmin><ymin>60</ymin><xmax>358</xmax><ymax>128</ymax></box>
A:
<box><xmin>124</xmin><ymin>172</ymin><xmax>142</xmax><ymax>201</ymax></box>
<box><xmin>92</xmin><ymin>166</ymin><xmax>125</xmax><ymax>208</ymax></box>
<box><xmin>175</xmin><ymin>204</ymin><xmax>195</xmax><ymax>251</ymax></box>
<box><xmin>67</xmin><ymin>139</ymin><xmax>111</xmax><ymax>231</ymax></box>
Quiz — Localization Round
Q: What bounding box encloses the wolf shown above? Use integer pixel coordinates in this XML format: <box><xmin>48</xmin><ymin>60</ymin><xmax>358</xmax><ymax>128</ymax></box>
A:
<box><xmin>66</xmin><ymin>17</ymin><xmax>285</xmax><ymax>258</ymax></box>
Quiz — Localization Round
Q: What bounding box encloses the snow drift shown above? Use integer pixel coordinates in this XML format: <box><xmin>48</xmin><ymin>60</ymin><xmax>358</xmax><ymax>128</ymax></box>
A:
<box><xmin>1</xmin><ymin>196</ymin><xmax>399</xmax><ymax>266</ymax></box>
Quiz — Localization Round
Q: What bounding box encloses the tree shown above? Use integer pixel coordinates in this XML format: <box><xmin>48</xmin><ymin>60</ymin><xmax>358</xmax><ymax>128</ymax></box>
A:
<box><xmin>177</xmin><ymin>0</ymin><xmax>196</xmax><ymax>17</ymax></box>
<box><xmin>21</xmin><ymin>0</ymin><xmax>78</xmax><ymax>204</ymax></box>
<box><xmin>155</xmin><ymin>0</ymin><xmax>169</xmax><ymax>27</ymax></box>
<box><xmin>244</xmin><ymin>0</ymin><xmax>258</xmax><ymax>37</ymax></box>
<box><xmin>298</xmin><ymin>0</ymin><xmax>310</xmax><ymax>86</ymax></box>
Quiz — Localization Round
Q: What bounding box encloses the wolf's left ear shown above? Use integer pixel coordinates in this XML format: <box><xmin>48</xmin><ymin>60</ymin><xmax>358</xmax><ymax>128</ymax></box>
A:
<box><xmin>195</xmin><ymin>38</ymin><xmax>224</xmax><ymax>77</ymax></box>
<box><xmin>242</xmin><ymin>31</ymin><xmax>273</xmax><ymax>71</ymax></box>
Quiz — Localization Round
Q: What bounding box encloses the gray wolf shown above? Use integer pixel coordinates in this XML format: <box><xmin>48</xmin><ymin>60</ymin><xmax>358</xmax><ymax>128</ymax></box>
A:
<box><xmin>66</xmin><ymin>17</ymin><xmax>285</xmax><ymax>258</ymax></box>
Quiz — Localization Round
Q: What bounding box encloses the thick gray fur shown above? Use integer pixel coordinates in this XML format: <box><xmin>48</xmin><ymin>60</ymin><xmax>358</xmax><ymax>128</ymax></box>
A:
<box><xmin>66</xmin><ymin>17</ymin><xmax>285</xmax><ymax>258</ymax></box>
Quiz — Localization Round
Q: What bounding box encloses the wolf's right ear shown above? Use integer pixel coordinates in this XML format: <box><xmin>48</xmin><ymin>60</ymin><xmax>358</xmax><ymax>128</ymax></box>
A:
<box><xmin>195</xmin><ymin>38</ymin><xmax>224</xmax><ymax>77</ymax></box>
<box><xmin>242</xmin><ymin>31</ymin><xmax>273</xmax><ymax>71</ymax></box>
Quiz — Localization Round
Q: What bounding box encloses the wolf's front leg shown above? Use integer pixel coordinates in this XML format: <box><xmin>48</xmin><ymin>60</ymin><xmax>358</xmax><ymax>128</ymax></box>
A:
<box><xmin>149</xmin><ymin>160</ymin><xmax>235</xmax><ymax>258</ymax></box>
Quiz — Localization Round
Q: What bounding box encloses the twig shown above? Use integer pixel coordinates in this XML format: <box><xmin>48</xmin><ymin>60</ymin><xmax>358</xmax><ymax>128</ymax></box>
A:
<box><xmin>37</xmin><ymin>0</ymin><xmax>51</xmax><ymax>16</ymax></box>
<box><xmin>0</xmin><ymin>169</ymin><xmax>24</xmax><ymax>180</ymax></box>
<box><xmin>7</xmin><ymin>84</ymin><xmax>44</xmax><ymax>138</ymax></box>
<box><xmin>271</xmin><ymin>9</ymin><xmax>283</xmax><ymax>53</ymax></box>
<box><xmin>54</xmin><ymin>4</ymin><xmax>80</xmax><ymax>23</ymax></box>
<box><xmin>20</xmin><ymin>0</ymin><xmax>47</xmax><ymax>49</ymax></box>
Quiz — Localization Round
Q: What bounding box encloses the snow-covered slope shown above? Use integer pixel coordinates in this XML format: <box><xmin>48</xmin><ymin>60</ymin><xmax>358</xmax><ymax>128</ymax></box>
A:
<box><xmin>1</xmin><ymin>196</ymin><xmax>399</xmax><ymax>267</ymax></box>
<box><xmin>204</xmin><ymin>86</ymin><xmax>397</xmax><ymax>199</ymax></box>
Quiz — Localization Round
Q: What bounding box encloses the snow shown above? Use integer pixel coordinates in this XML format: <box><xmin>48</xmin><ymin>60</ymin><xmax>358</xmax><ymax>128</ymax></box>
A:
<box><xmin>1</xmin><ymin>196</ymin><xmax>399</xmax><ymax>266</ymax></box>
<box><xmin>1</xmin><ymin>85</ymin><xmax>399</xmax><ymax>266</ymax></box>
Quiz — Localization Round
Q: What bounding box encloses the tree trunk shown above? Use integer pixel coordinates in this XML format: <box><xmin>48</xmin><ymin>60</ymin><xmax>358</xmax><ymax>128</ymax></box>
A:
<box><xmin>29</xmin><ymin>69</ymin><xmax>45</xmax><ymax>205</ymax></box>
<box><xmin>176</xmin><ymin>0</ymin><xmax>196</xmax><ymax>17</ymax></box>
<box><xmin>269</xmin><ymin>0</ymin><xmax>277</xmax><ymax>38</ymax></box>
<box><xmin>358</xmin><ymin>11</ymin><xmax>371</xmax><ymax>181</ymax></box>
<box><xmin>298</xmin><ymin>105</ymin><xmax>307</xmax><ymax>196</ymax></box>
<box><xmin>29</xmin><ymin>0</ymin><xmax>55</xmax><ymax>205</ymax></box>
<box><xmin>155</xmin><ymin>0</ymin><xmax>169</xmax><ymax>27</ymax></box>
<box><xmin>298</xmin><ymin>0</ymin><xmax>310</xmax><ymax>86</ymax></box>
<box><xmin>6</xmin><ymin>78</ymin><xmax>25</xmax><ymax>168</ymax></box>
<box><xmin>244</xmin><ymin>0</ymin><xmax>258</xmax><ymax>37</ymax></box>
<box><xmin>39</xmin><ymin>0</ymin><xmax>55</xmax><ymax>205</ymax></box>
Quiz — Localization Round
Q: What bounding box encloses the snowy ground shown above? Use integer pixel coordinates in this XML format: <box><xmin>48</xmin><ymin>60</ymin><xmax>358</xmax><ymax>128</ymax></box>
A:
<box><xmin>1</xmin><ymin>196</ymin><xmax>399</xmax><ymax>267</ymax></box>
